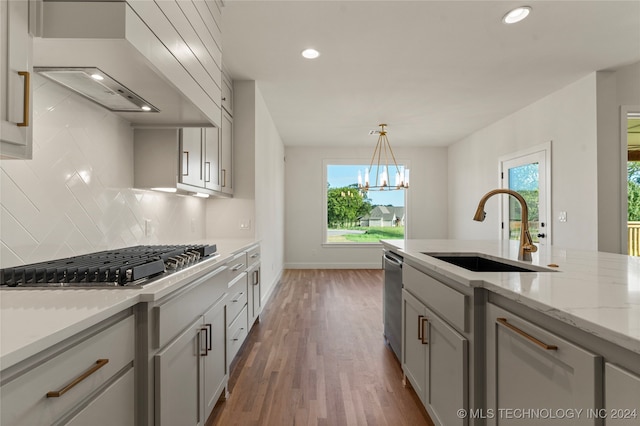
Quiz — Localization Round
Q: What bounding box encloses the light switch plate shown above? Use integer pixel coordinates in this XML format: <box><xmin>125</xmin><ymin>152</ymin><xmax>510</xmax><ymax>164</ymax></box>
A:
<box><xmin>559</xmin><ymin>211</ymin><xmax>567</xmax><ymax>222</ymax></box>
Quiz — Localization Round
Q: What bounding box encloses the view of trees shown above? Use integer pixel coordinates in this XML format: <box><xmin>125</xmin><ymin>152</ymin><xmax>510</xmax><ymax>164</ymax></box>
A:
<box><xmin>326</xmin><ymin>185</ymin><xmax>372</xmax><ymax>228</ymax></box>
<box><xmin>629</xmin><ymin>162</ymin><xmax>640</xmax><ymax>221</ymax></box>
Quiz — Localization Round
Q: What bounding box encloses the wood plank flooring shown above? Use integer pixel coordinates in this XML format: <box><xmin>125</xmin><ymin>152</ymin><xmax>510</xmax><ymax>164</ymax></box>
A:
<box><xmin>207</xmin><ymin>269</ymin><xmax>433</xmax><ymax>426</ymax></box>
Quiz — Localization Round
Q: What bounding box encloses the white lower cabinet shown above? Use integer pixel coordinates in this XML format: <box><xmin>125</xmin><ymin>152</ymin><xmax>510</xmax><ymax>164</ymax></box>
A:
<box><xmin>486</xmin><ymin>303</ymin><xmax>602</xmax><ymax>425</ymax></box>
<box><xmin>204</xmin><ymin>300</ymin><xmax>227</xmax><ymax>416</ymax></box>
<box><xmin>155</xmin><ymin>317</ymin><xmax>207</xmax><ymax>426</ymax></box>
<box><xmin>154</xmin><ymin>297</ymin><xmax>226</xmax><ymax>426</ymax></box>
<box><xmin>0</xmin><ymin>313</ymin><xmax>135</xmax><ymax>426</ymax></box>
<box><xmin>402</xmin><ymin>289</ymin><xmax>468</xmax><ymax>426</ymax></box>
<box><xmin>604</xmin><ymin>363</ymin><xmax>640</xmax><ymax>425</ymax></box>
<box><xmin>150</xmin><ymin>265</ymin><xmax>228</xmax><ymax>425</ymax></box>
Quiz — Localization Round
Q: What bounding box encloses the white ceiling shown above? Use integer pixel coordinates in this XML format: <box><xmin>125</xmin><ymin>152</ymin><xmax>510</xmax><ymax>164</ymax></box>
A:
<box><xmin>221</xmin><ymin>1</ymin><xmax>640</xmax><ymax>147</ymax></box>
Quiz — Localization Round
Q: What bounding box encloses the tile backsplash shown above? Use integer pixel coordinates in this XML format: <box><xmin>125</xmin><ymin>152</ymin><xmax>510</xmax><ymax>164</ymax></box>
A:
<box><xmin>0</xmin><ymin>76</ymin><xmax>206</xmax><ymax>268</ymax></box>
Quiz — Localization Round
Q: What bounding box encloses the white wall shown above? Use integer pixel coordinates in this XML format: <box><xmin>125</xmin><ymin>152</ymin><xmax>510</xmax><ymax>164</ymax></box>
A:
<box><xmin>448</xmin><ymin>73</ymin><xmax>599</xmax><ymax>250</ymax></box>
<box><xmin>448</xmin><ymin>61</ymin><xmax>640</xmax><ymax>252</ymax></box>
<box><xmin>0</xmin><ymin>76</ymin><xmax>207</xmax><ymax>268</ymax></box>
<box><xmin>284</xmin><ymin>146</ymin><xmax>448</xmax><ymax>268</ymax></box>
<box><xmin>205</xmin><ymin>81</ymin><xmax>285</xmax><ymax>302</ymax></box>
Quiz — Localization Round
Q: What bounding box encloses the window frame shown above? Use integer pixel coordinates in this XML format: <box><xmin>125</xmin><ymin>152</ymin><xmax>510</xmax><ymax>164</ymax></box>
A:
<box><xmin>322</xmin><ymin>159</ymin><xmax>409</xmax><ymax>247</ymax></box>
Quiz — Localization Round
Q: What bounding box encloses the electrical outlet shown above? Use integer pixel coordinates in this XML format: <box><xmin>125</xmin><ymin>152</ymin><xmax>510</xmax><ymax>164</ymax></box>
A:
<box><xmin>559</xmin><ymin>211</ymin><xmax>567</xmax><ymax>222</ymax></box>
<box><xmin>239</xmin><ymin>220</ymin><xmax>251</xmax><ymax>230</ymax></box>
<box><xmin>144</xmin><ymin>219</ymin><xmax>151</xmax><ymax>236</ymax></box>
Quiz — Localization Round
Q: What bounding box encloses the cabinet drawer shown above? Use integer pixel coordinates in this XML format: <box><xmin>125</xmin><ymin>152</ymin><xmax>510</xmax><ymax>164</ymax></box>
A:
<box><xmin>247</xmin><ymin>245</ymin><xmax>261</xmax><ymax>266</ymax></box>
<box><xmin>227</xmin><ymin>272</ymin><xmax>248</xmax><ymax>324</ymax></box>
<box><xmin>227</xmin><ymin>251</ymin><xmax>248</xmax><ymax>283</ymax></box>
<box><xmin>486</xmin><ymin>303</ymin><xmax>602</xmax><ymax>425</ymax></box>
<box><xmin>403</xmin><ymin>264</ymin><xmax>467</xmax><ymax>332</ymax></box>
<box><xmin>227</xmin><ymin>305</ymin><xmax>248</xmax><ymax>362</ymax></box>
<box><xmin>1</xmin><ymin>315</ymin><xmax>135</xmax><ymax>426</ymax></box>
<box><xmin>154</xmin><ymin>265</ymin><xmax>227</xmax><ymax>349</ymax></box>
<box><xmin>64</xmin><ymin>367</ymin><xmax>135</xmax><ymax>426</ymax></box>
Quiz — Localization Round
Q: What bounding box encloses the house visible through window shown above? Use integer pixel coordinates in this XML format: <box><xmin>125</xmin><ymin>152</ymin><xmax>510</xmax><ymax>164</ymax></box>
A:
<box><xmin>325</xmin><ymin>163</ymin><xmax>406</xmax><ymax>244</ymax></box>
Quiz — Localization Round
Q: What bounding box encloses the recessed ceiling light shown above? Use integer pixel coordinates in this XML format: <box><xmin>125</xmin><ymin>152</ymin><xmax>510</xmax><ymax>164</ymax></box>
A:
<box><xmin>301</xmin><ymin>48</ymin><xmax>320</xmax><ymax>59</ymax></box>
<box><xmin>502</xmin><ymin>6</ymin><xmax>531</xmax><ymax>24</ymax></box>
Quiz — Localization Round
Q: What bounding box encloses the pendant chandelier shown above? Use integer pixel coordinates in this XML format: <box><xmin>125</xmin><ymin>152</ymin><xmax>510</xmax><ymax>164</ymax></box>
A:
<box><xmin>357</xmin><ymin>124</ymin><xmax>409</xmax><ymax>191</ymax></box>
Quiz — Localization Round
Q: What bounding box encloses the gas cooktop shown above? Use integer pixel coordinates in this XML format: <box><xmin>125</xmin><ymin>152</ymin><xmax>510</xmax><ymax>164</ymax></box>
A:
<box><xmin>0</xmin><ymin>244</ymin><xmax>217</xmax><ymax>288</ymax></box>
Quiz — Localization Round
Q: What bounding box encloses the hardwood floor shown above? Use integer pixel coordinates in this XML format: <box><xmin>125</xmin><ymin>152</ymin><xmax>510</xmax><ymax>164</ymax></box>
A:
<box><xmin>207</xmin><ymin>269</ymin><xmax>433</xmax><ymax>426</ymax></box>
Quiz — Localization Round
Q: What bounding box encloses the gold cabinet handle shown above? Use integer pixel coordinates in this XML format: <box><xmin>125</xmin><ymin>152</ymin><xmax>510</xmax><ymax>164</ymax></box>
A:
<box><xmin>221</xmin><ymin>169</ymin><xmax>227</xmax><ymax>187</ymax></box>
<box><xmin>421</xmin><ymin>317</ymin><xmax>429</xmax><ymax>345</ymax></box>
<box><xmin>250</xmin><ymin>253</ymin><xmax>260</xmax><ymax>259</ymax></box>
<box><xmin>205</xmin><ymin>323</ymin><xmax>212</xmax><ymax>351</ymax></box>
<box><xmin>17</xmin><ymin>71</ymin><xmax>30</xmax><ymax>127</ymax></box>
<box><xmin>253</xmin><ymin>269</ymin><xmax>259</xmax><ymax>285</ymax></box>
<box><xmin>418</xmin><ymin>315</ymin><xmax>424</xmax><ymax>341</ymax></box>
<box><xmin>46</xmin><ymin>359</ymin><xmax>109</xmax><ymax>397</ymax></box>
<box><xmin>496</xmin><ymin>317</ymin><xmax>558</xmax><ymax>350</ymax></box>
<box><xmin>231</xmin><ymin>292</ymin><xmax>245</xmax><ymax>302</ymax></box>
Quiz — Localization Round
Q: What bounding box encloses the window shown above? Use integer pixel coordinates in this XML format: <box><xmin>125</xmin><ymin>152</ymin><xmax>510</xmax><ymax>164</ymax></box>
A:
<box><xmin>323</xmin><ymin>161</ymin><xmax>407</xmax><ymax>245</ymax></box>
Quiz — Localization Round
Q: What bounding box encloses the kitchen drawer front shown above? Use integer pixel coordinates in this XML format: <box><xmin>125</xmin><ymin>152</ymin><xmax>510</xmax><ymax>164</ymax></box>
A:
<box><xmin>154</xmin><ymin>265</ymin><xmax>227</xmax><ymax>349</ymax></box>
<box><xmin>227</xmin><ymin>304</ymin><xmax>248</xmax><ymax>362</ymax></box>
<box><xmin>403</xmin><ymin>264</ymin><xmax>467</xmax><ymax>333</ymax></box>
<box><xmin>605</xmin><ymin>363</ymin><xmax>640</xmax><ymax>426</ymax></box>
<box><xmin>0</xmin><ymin>315</ymin><xmax>135</xmax><ymax>426</ymax></box>
<box><xmin>227</xmin><ymin>272</ymin><xmax>248</xmax><ymax>325</ymax></box>
<box><xmin>64</xmin><ymin>367</ymin><xmax>135</xmax><ymax>426</ymax></box>
<box><xmin>227</xmin><ymin>251</ymin><xmax>248</xmax><ymax>283</ymax></box>
<box><xmin>246</xmin><ymin>244</ymin><xmax>260</xmax><ymax>267</ymax></box>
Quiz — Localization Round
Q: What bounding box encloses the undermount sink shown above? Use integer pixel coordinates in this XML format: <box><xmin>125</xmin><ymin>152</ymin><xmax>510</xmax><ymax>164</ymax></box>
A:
<box><xmin>422</xmin><ymin>252</ymin><xmax>557</xmax><ymax>273</ymax></box>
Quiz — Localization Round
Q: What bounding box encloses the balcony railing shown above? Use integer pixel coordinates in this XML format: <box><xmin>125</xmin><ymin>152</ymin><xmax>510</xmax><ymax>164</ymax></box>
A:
<box><xmin>629</xmin><ymin>222</ymin><xmax>640</xmax><ymax>257</ymax></box>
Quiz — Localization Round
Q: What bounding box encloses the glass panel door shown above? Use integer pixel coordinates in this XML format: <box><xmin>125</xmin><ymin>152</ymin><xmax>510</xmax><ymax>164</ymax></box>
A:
<box><xmin>501</xmin><ymin>148</ymin><xmax>549</xmax><ymax>245</ymax></box>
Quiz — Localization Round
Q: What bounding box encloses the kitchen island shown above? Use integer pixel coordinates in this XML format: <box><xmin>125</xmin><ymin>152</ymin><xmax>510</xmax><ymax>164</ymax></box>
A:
<box><xmin>382</xmin><ymin>239</ymin><xmax>640</xmax><ymax>426</ymax></box>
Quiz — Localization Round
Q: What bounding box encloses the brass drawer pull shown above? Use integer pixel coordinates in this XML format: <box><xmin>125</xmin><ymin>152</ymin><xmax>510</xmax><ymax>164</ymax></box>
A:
<box><xmin>497</xmin><ymin>317</ymin><xmax>558</xmax><ymax>350</ymax></box>
<box><xmin>17</xmin><ymin>71</ymin><xmax>30</xmax><ymax>127</ymax></box>
<box><xmin>46</xmin><ymin>359</ymin><xmax>109</xmax><ymax>397</ymax></box>
<box><xmin>222</xmin><ymin>169</ymin><xmax>227</xmax><ymax>187</ymax></box>
<box><xmin>250</xmin><ymin>253</ymin><xmax>259</xmax><ymax>259</ymax></box>
<box><xmin>231</xmin><ymin>292</ymin><xmax>245</xmax><ymax>302</ymax></box>
<box><xmin>421</xmin><ymin>317</ymin><xmax>429</xmax><ymax>345</ymax></box>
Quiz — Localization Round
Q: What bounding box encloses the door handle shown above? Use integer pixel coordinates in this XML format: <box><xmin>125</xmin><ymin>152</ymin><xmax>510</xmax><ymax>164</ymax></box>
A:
<box><xmin>537</xmin><ymin>233</ymin><xmax>546</xmax><ymax>238</ymax></box>
<box><xmin>421</xmin><ymin>317</ymin><xmax>429</xmax><ymax>344</ymax></box>
<box><xmin>47</xmin><ymin>359</ymin><xmax>109</xmax><ymax>397</ymax></box>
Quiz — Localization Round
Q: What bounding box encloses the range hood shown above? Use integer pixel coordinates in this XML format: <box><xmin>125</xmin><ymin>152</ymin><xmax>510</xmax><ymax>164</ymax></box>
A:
<box><xmin>33</xmin><ymin>1</ymin><xmax>213</xmax><ymax>126</ymax></box>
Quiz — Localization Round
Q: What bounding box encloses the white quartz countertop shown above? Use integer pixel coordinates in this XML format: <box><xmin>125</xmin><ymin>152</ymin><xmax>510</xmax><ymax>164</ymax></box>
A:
<box><xmin>0</xmin><ymin>239</ymin><xmax>258</xmax><ymax>370</ymax></box>
<box><xmin>381</xmin><ymin>239</ymin><xmax>640</xmax><ymax>355</ymax></box>
<box><xmin>382</xmin><ymin>240</ymin><xmax>640</xmax><ymax>353</ymax></box>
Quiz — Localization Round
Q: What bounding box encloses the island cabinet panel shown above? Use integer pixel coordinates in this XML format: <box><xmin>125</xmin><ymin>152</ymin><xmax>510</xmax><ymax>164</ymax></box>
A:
<box><xmin>402</xmin><ymin>290</ymin><xmax>427</xmax><ymax>401</ymax></box>
<box><xmin>486</xmin><ymin>303</ymin><xmax>603</xmax><ymax>426</ymax></box>
<box><xmin>604</xmin><ymin>363</ymin><xmax>640</xmax><ymax>426</ymax></box>
<box><xmin>402</xmin><ymin>288</ymin><xmax>469</xmax><ymax>426</ymax></box>
<box><xmin>0</xmin><ymin>313</ymin><xmax>135</xmax><ymax>426</ymax></box>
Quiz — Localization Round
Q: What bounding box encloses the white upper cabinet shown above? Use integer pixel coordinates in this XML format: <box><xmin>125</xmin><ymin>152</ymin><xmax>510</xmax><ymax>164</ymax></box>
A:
<box><xmin>1</xmin><ymin>0</ymin><xmax>33</xmax><ymax>159</ymax></box>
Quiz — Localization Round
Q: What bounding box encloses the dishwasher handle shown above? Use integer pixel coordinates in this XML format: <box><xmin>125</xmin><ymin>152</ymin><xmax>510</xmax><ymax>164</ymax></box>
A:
<box><xmin>384</xmin><ymin>254</ymin><xmax>403</xmax><ymax>268</ymax></box>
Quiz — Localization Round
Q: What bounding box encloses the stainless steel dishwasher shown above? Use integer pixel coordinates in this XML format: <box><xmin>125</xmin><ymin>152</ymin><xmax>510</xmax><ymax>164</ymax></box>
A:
<box><xmin>383</xmin><ymin>250</ymin><xmax>403</xmax><ymax>361</ymax></box>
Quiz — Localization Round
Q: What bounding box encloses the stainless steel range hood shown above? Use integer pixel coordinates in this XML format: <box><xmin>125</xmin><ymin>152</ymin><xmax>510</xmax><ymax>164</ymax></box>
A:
<box><xmin>34</xmin><ymin>1</ymin><xmax>213</xmax><ymax>126</ymax></box>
